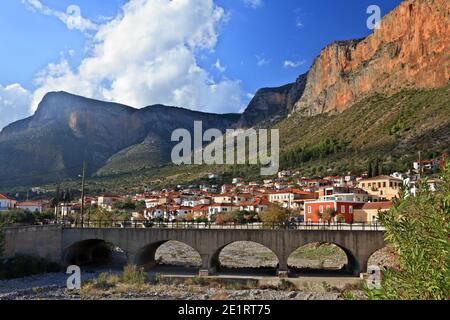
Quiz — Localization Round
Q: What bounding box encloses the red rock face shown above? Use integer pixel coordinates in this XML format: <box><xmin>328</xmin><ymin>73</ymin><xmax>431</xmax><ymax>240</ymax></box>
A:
<box><xmin>294</xmin><ymin>0</ymin><xmax>450</xmax><ymax>116</ymax></box>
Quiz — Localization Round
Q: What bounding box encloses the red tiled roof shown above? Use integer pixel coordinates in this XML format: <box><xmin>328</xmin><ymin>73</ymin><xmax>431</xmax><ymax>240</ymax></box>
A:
<box><xmin>213</xmin><ymin>193</ymin><xmax>234</xmax><ymax>197</ymax></box>
<box><xmin>17</xmin><ymin>201</ymin><xmax>42</xmax><ymax>206</ymax></box>
<box><xmin>192</xmin><ymin>205</ymin><xmax>209</xmax><ymax>211</ymax></box>
<box><xmin>210</xmin><ymin>203</ymin><xmax>235</xmax><ymax>207</ymax></box>
<box><xmin>0</xmin><ymin>194</ymin><xmax>12</xmax><ymax>200</ymax></box>
<box><xmin>362</xmin><ymin>202</ymin><xmax>392</xmax><ymax>210</ymax></box>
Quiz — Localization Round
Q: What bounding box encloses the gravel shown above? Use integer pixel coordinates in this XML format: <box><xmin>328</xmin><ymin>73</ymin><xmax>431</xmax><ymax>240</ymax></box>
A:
<box><xmin>0</xmin><ymin>241</ymin><xmax>389</xmax><ymax>300</ymax></box>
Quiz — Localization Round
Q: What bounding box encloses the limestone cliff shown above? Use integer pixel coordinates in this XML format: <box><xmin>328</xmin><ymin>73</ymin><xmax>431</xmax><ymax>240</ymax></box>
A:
<box><xmin>294</xmin><ymin>0</ymin><xmax>450</xmax><ymax>115</ymax></box>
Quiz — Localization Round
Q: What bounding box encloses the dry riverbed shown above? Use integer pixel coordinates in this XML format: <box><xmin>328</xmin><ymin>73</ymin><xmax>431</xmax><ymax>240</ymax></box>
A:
<box><xmin>0</xmin><ymin>242</ymin><xmax>394</xmax><ymax>300</ymax></box>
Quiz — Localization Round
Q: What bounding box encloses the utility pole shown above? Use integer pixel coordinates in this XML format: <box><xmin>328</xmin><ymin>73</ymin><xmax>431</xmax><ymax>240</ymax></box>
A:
<box><xmin>80</xmin><ymin>161</ymin><xmax>86</xmax><ymax>228</ymax></box>
<box><xmin>418</xmin><ymin>151</ymin><xmax>421</xmax><ymax>180</ymax></box>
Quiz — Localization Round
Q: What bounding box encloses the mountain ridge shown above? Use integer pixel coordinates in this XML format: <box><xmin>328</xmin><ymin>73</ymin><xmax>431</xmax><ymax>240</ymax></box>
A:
<box><xmin>0</xmin><ymin>0</ymin><xmax>448</xmax><ymax>188</ymax></box>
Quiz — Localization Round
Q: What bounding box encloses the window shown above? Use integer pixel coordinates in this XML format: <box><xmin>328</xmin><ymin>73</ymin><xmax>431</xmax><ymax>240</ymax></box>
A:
<box><xmin>349</xmin><ymin>206</ymin><xmax>353</xmax><ymax>214</ymax></box>
<box><xmin>308</xmin><ymin>206</ymin><xmax>312</xmax><ymax>214</ymax></box>
<box><xmin>361</xmin><ymin>183</ymin><xmax>365</xmax><ymax>188</ymax></box>
<box><xmin>326</xmin><ymin>205</ymin><xmax>331</xmax><ymax>211</ymax></box>
<box><xmin>319</xmin><ymin>205</ymin><xmax>324</xmax><ymax>213</ymax></box>
<box><xmin>341</xmin><ymin>205</ymin><xmax>346</xmax><ymax>213</ymax></box>
<box><xmin>383</xmin><ymin>182</ymin><xmax>386</xmax><ymax>188</ymax></box>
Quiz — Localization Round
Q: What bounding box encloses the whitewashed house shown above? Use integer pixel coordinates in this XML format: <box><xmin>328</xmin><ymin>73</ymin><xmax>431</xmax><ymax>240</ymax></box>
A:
<box><xmin>16</xmin><ymin>201</ymin><xmax>43</xmax><ymax>213</ymax></box>
<box><xmin>0</xmin><ymin>194</ymin><xmax>16</xmax><ymax>211</ymax></box>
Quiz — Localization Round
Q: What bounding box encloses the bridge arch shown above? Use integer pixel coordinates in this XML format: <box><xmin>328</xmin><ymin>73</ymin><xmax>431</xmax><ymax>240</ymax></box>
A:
<box><xmin>63</xmin><ymin>239</ymin><xmax>127</xmax><ymax>267</ymax></box>
<box><xmin>287</xmin><ymin>242</ymin><xmax>359</xmax><ymax>275</ymax></box>
<box><xmin>209</xmin><ymin>241</ymin><xmax>281</xmax><ymax>276</ymax></box>
<box><xmin>367</xmin><ymin>246</ymin><xmax>397</xmax><ymax>270</ymax></box>
<box><xmin>135</xmin><ymin>240</ymin><xmax>202</xmax><ymax>271</ymax></box>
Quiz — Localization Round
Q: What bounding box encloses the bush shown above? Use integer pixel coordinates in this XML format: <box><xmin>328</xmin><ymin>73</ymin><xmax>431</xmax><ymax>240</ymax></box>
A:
<box><xmin>365</xmin><ymin>162</ymin><xmax>450</xmax><ymax>300</ymax></box>
<box><xmin>259</xmin><ymin>204</ymin><xmax>290</xmax><ymax>226</ymax></box>
<box><xmin>277</xmin><ymin>279</ymin><xmax>297</xmax><ymax>291</ymax></box>
<box><xmin>95</xmin><ymin>272</ymin><xmax>119</xmax><ymax>289</ymax></box>
<box><xmin>0</xmin><ymin>209</ymin><xmax>36</xmax><ymax>225</ymax></box>
<box><xmin>0</xmin><ymin>255</ymin><xmax>62</xmax><ymax>280</ymax></box>
<box><xmin>121</xmin><ymin>265</ymin><xmax>148</xmax><ymax>285</ymax></box>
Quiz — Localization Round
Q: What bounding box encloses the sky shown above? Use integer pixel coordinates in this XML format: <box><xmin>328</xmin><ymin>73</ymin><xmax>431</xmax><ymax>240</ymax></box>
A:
<box><xmin>0</xmin><ymin>0</ymin><xmax>403</xmax><ymax>130</ymax></box>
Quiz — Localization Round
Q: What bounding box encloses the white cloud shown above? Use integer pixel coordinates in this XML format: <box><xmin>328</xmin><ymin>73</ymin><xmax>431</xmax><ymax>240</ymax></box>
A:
<box><xmin>283</xmin><ymin>59</ymin><xmax>305</xmax><ymax>68</ymax></box>
<box><xmin>213</xmin><ymin>59</ymin><xmax>226</xmax><ymax>72</ymax></box>
<box><xmin>242</xmin><ymin>0</ymin><xmax>263</xmax><ymax>9</ymax></box>
<box><xmin>256</xmin><ymin>54</ymin><xmax>270</xmax><ymax>67</ymax></box>
<box><xmin>23</xmin><ymin>0</ymin><xmax>97</xmax><ymax>32</ymax></box>
<box><xmin>296</xmin><ymin>18</ymin><xmax>304</xmax><ymax>28</ymax></box>
<box><xmin>29</xmin><ymin>0</ymin><xmax>245</xmax><ymax>114</ymax></box>
<box><xmin>294</xmin><ymin>8</ymin><xmax>306</xmax><ymax>29</ymax></box>
<box><xmin>0</xmin><ymin>84</ymin><xmax>32</xmax><ymax>130</ymax></box>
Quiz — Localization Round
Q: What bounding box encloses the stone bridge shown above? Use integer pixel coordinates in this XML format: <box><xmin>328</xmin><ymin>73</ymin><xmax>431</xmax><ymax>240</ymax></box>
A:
<box><xmin>2</xmin><ymin>225</ymin><xmax>386</xmax><ymax>277</ymax></box>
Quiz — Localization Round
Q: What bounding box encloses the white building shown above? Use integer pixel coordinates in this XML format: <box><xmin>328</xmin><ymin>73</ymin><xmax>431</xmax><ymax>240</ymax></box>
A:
<box><xmin>0</xmin><ymin>194</ymin><xmax>16</xmax><ymax>211</ymax></box>
<box><xmin>16</xmin><ymin>201</ymin><xmax>43</xmax><ymax>213</ymax></box>
<box><xmin>97</xmin><ymin>196</ymin><xmax>121</xmax><ymax>211</ymax></box>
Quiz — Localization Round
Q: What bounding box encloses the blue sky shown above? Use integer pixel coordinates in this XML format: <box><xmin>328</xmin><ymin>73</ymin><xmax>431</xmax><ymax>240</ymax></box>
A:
<box><xmin>0</xmin><ymin>0</ymin><xmax>403</xmax><ymax>129</ymax></box>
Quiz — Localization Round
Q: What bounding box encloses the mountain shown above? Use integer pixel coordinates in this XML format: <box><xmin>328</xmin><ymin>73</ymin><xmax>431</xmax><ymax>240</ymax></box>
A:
<box><xmin>238</xmin><ymin>73</ymin><xmax>308</xmax><ymax>127</ymax></box>
<box><xmin>278</xmin><ymin>84</ymin><xmax>450</xmax><ymax>175</ymax></box>
<box><xmin>0</xmin><ymin>92</ymin><xmax>240</xmax><ymax>186</ymax></box>
<box><xmin>294</xmin><ymin>0</ymin><xmax>449</xmax><ymax>116</ymax></box>
<box><xmin>0</xmin><ymin>0</ymin><xmax>448</xmax><ymax>190</ymax></box>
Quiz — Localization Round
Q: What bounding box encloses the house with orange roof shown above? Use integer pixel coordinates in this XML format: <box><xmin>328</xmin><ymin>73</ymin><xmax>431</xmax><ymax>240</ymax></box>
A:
<box><xmin>354</xmin><ymin>202</ymin><xmax>392</xmax><ymax>223</ymax></box>
<box><xmin>16</xmin><ymin>200</ymin><xmax>43</xmax><ymax>213</ymax></box>
<box><xmin>0</xmin><ymin>194</ymin><xmax>16</xmax><ymax>211</ymax></box>
<box><xmin>208</xmin><ymin>203</ymin><xmax>240</xmax><ymax>217</ymax></box>
<box><xmin>267</xmin><ymin>188</ymin><xmax>317</xmax><ymax>210</ymax></box>
<box><xmin>192</xmin><ymin>204</ymin><xmax>209</xmax><ymax>220</ymax></box>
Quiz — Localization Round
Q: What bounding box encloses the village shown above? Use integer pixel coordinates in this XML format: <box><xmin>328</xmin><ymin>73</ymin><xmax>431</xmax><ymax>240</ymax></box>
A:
<box><xmin>0</xmin><ymin>155</ymin><xmax>446</xmax><ymax>227</ymax></box>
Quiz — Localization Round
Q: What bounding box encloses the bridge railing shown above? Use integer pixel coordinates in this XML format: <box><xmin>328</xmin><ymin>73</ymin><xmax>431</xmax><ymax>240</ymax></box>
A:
<box><xmin>57</xmin><ymin>220</ymin><xmax>384</xmax><ymax>231</ymax></box>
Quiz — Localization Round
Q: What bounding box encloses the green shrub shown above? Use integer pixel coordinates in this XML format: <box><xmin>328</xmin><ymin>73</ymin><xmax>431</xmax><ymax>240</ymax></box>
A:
<box><xmin>0</xmin><ymin>255</ymin><xmax>62</xmax><ymax>280</ymax></box>
<box><xmin>342</xmin><ymin>290</ymin><xmax>357</xmax><ymax>300</ymax></box>
<box><xmin>365</xmin><ymin>162</ymin><xmax>450</xmax><ymax>300</ymax></box>
<box><xmin>95</xmin><ymin>272</ymin><xmax>120</xmax><ymax>289</ymax></box>
<box><xmin>278</xmin><ymin>279</ymin><xmax>297</xmax><ymax>291</ymax></box>
<box><xmin>121</xmin><ymin>265</ymin><xmax>148</xmax><ymax>285</ymax></box>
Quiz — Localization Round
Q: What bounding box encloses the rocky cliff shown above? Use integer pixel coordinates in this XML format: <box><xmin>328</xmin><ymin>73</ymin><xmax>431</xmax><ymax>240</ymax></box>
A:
<box><xmin>239</xmin><ymin>73</ymin><xmax>307</xmax><ymax>127</ymax></box>
<box><xmin>294</xmin><ymin>0</ymin><xmax>449</xmax><ymax>115</ymax></box>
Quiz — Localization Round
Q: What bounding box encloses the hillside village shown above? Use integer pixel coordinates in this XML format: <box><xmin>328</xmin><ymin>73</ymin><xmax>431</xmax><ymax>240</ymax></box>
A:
<box><xmin>1</xmin><ymin>153</ymin><xmax>447</xmax><ymax>226</ymax></box>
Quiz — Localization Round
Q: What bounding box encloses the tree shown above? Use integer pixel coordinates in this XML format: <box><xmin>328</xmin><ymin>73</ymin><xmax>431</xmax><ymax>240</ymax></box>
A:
<box><xmin>373</xmin><ymin>158</ymin><xmax>379</xmax><ymax>177</ymax></box>
<box><xmin>114</xmin><ymin>198</ymin><xmax>136</xmax><ymax>211</ymax></box>
<box><xmin>51</xmin><ymin>184</ymin><xmax>61</xmax><ymax>208</ymax></box>
<box><xmin>317</xmin><ymin>207</ymin><xmax>337</xmax><ymax>223</ymax></box>
<box><xmin>89</xmin><ymin>207</ymin><xmax>127</xmax><ymax>226</ymax></box>
<box><xmin>365</xmin><ymin>161</ymin><xmax>450</xmax><ymax>300</ymax></box>
<box><xmin>213</xmin><ymin>214</ymin><xmax>229</xmax><ymax>225</ymax></box>
<box><xmin>135</xmin><ymin>201</ymin><xmax>146</xmax><ymax>211</ymax></box>
<box><xmin>259</xmin><ymin>204</ymin><xmax>290</xmax><ymax>225</ymax></box>
<box><xmin>63</xmin><ymin>188</ymin><xmax>72</xmax><ymax>203</ymax></box>
<box><xmin>228</xmin><ymin>210</ymin><xmax>254</xmax><ymax>224</ymax></box>
<box><xmin>368</xmin><ymin>161</ymin><xmax>373</xmax><ymax>178</ymax></box>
